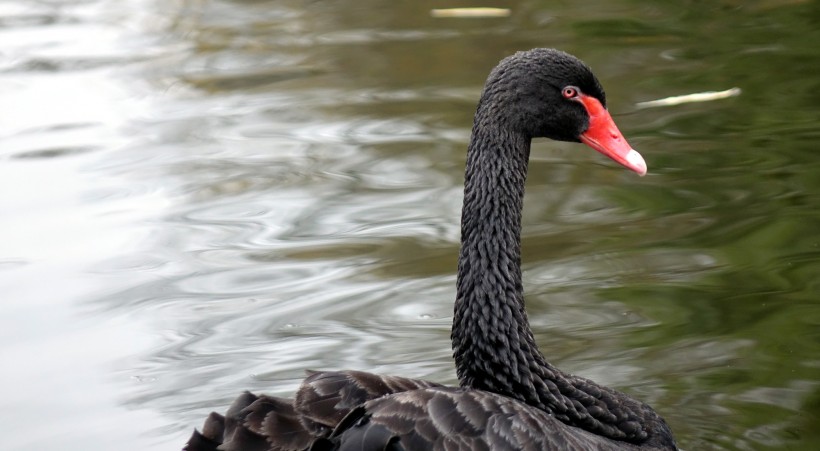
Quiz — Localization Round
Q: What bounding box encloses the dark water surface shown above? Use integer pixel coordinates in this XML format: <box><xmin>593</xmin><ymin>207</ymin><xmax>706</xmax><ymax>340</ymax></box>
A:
<box><xmin>1</xmin><ymin>1</ymin><xmax>818</xmax><ymax>450</ymax></box>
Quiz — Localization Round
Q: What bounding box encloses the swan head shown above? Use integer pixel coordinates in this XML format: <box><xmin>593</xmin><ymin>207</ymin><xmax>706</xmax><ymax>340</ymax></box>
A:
<box><xmin>479</xmin><ymin>48</ymin><xmax>647</xmax><ymax>176</ymax></box>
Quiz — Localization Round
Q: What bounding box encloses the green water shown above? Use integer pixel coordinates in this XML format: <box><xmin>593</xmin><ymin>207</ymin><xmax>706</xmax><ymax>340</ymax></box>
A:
<box><xmin>0</xmin><ymin>1</ymin><xmax>818</xmax><ymax>450</ymax></box>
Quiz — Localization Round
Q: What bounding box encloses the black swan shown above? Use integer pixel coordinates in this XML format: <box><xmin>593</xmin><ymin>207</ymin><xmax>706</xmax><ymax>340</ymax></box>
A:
<box><xmin>184</xmin><ymin>48</ymin><xmax>676</xmax><ymax>451</ymax></box>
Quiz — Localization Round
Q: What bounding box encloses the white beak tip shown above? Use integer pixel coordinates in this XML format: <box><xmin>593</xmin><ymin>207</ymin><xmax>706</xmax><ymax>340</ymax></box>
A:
<box><xmin>626</xmin><ymin>149</ymin><xmax>647</xmax><ymax>176</ymax></box>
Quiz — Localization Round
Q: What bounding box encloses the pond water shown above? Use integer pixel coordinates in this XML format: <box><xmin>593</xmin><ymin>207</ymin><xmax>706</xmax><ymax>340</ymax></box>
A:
<box><xmin>1</xmin><ymin>1</ymin><xmax>818</xmax><ymax>450</ymax></box>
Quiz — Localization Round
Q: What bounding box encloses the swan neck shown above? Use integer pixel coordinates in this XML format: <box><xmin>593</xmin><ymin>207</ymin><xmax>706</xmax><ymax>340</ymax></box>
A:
<box><xmin>451</xmin><ymin>114</ymin><xmax>677</xmax><ymax>450</ymax></box>
<box><xmin>453</xmin><ymin>120</ymin><xmax>540</xmax><ymax>392</ymax></box>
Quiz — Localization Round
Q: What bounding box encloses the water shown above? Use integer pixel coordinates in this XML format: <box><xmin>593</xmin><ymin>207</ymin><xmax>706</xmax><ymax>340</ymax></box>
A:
<box><xmin>1</xmin><ymin>1</ymin><xmax>818</xmax><ymax>450</ymax></box>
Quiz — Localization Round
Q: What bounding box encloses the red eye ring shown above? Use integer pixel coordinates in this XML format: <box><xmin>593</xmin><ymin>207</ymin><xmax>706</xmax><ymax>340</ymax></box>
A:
<box><xmin>562</xmin><ymin>86</ymin><xmax>579</xmax><ymax>99</ymax></box>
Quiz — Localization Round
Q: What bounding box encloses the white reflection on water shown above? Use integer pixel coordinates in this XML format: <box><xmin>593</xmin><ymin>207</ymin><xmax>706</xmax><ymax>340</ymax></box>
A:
<box><xmin>0</xmin><ymin>1</ymin><xmax>180</xmax><ymax>450</ymax></box>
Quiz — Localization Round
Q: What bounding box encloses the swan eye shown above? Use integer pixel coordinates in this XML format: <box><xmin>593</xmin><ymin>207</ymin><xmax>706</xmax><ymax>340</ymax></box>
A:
<box><xmin>562</xmin><ymin>86</ymin><xmax>579</xmax><ymax>99</ymax></box>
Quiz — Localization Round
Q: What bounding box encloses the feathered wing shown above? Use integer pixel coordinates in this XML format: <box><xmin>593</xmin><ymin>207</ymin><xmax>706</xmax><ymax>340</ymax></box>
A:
<box><xmin>314</xmin><ymin>387</ymin><xmax>653</xmax><ymax>451</ymax></box>
<box><xmin>184</xmin><ymin>370</ymin><xmax>443</xmax><ymax>451</ymax></box>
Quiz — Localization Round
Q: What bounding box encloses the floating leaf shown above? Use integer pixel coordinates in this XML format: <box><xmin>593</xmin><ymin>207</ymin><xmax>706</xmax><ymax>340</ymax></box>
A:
<box><xmin>637</xmin><ymin>88</ymin><xmax>741</xmax><ymax>108</ymax></box>
<box><xmin>430</xmin><ymin>8</ymin><xmax>511</xmax><ymax>18</ymax></box>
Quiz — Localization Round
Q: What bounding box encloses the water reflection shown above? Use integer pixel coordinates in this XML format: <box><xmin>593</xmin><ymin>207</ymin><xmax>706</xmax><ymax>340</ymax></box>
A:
<box><xmin>1</xmin><ymin>0</ymin><xmax>819</xmax><ymax>450</ymax></box>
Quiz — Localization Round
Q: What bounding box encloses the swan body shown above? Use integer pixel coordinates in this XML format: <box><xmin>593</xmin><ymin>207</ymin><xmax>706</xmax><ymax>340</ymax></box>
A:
<box><xmin>185</xmin><ymin>48</ymin><xmax>677</xmax><ymax>451</ymax></box>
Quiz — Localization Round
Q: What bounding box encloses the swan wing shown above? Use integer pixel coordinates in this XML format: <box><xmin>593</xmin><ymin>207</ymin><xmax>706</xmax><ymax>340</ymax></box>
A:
<box><xmin>184</xmin><ymin>370</ymin><xmax>442</xmax><ymax>451</ymax></box>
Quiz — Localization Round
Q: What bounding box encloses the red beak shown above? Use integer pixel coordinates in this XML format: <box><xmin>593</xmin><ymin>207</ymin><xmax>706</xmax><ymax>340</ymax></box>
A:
<box><xmin>576</xmin><ymin>95</ymin><xmax>647</xmax><ymax>176</ymax></box>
